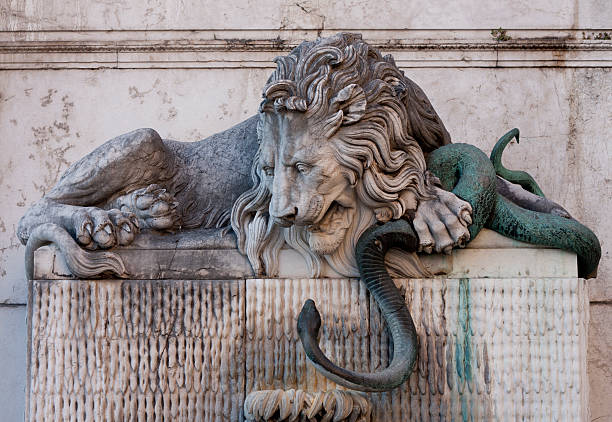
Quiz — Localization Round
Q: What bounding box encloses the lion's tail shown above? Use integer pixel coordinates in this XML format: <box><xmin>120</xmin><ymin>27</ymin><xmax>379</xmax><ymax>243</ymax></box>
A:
<box><xmin>25</xmin><ymin>223</ymin><xmax>128</xmax><ymax>280</ymax></box>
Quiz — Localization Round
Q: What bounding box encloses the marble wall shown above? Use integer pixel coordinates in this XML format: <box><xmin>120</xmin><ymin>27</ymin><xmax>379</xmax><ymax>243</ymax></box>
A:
<box><xmin>1</xmin><ymin>0</ymin><xmax>610</xmax><ymax>420</ymax></box>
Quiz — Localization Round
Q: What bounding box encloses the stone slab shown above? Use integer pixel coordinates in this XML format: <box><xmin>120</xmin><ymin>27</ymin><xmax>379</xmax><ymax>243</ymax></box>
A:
<box><xmin>26</xmin><ymin>279</ymin><xmax>245</xmax><ymax>421</ymax></box>
<box><xmin>34</xmin><ymin>247</ymin><xmax>253</xmax><ymax>280</ymax></box>
<box><xmin>32</xmin><ymin>228</ymin><xmax>578</xmax><ymax>280</ymax></box>
<box><xmin>276</xmin><ymin>244</ymin><xmax>577</xmax><ymax>279</ymax></box>
<box><xmin>449</xmin><ymin>247</ymin><xmax>577</xmax><ymax>278</ymax></box>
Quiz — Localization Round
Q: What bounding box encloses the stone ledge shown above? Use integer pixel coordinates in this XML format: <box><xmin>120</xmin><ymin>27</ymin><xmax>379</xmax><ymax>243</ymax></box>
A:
<box><xmin>2</xmin><ymin>30</ymin><xmax>610</xmax><ymax>69</ymax></box>
<box><xmin>33</xmin><ymin>228</ymin><xmax>578</xmax><ymax>280</ymax></box>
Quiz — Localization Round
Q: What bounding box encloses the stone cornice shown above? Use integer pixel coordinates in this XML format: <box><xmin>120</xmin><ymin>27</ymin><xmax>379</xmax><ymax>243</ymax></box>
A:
<box><xmin>1</xmin><ymin>39</ymin><xmax>610</xmax><ymax>52</ymax></box>
<box><xmin>1</xmin><ymin>30</ymin><xmax>611</xmax><ymax>69</ymax></box>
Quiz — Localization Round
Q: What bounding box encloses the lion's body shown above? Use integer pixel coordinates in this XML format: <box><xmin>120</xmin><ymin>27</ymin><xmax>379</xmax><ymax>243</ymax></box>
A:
<box><xmin>19</xmin><ymin>32</ymin><xmax>598</xmax><ymax>282</ymax></box>
<box><xmin>18</xmin><ymin>116</ymin><xmax>259</xmax><ymax>248</ymax></box>
<box><xmin>19</xmin><ymin>33</ymin><xmax>473</xmax><ymax>279</ymax></box>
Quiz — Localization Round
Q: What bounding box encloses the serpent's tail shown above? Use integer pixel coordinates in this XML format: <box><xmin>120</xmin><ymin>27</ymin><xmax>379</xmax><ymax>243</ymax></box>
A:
<box><xmin>297</xmin><ymin>220</ymin><xmax>419</xmax><ymax>392</ymax></box>
<box><xmin>25</xmin><ymin>223</ymin><xmax>128</xmax><ymax>280</ymax></box>
<box><xmin>487</xmin><ymin>197</ymin><xmax>601</xmax><ymax>278</ymax></box>
<box><xmin>490</xmin><ymin>128</ymin><xmax>545</xmax><ymax>197</ymax></box>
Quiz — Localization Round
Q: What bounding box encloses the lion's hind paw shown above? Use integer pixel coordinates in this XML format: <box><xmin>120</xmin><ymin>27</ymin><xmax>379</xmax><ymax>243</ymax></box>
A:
<box><xmin>73</xmin><ymin>207</ymin><xmax>140</xmax><ymax>249</ymax></box>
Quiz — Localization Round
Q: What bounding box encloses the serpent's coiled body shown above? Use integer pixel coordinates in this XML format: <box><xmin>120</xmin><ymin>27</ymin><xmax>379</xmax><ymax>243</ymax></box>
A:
<box><xmin>428</xmin><ymin>141</ymin><xmax>601</xmax><ymax>278</ymax></box>
<box><xmin>298</xmin><ymin>132</ymin><xmax>601</xmax><ymax>392</ymax></box>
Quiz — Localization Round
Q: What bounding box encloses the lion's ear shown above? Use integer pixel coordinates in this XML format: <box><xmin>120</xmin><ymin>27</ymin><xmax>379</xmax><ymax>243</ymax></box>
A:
<box><xmin>330</xmin><ymin>84</ymin><xmax>367</xmax><ymax>125</ymax></box>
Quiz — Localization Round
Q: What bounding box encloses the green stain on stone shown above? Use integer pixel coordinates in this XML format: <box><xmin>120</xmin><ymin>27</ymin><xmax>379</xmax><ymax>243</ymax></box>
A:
<box><xmin>455</xmin><ymin>278</ymin><xmax>473</xmax><ymax>422</ymax></box>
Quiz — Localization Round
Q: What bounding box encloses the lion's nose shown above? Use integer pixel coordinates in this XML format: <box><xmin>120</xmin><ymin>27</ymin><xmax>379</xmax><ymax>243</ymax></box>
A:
<box><xmin>271</xmin><ymin>207</ymin><xmax>297</xmax><ymax>227</ymax></box>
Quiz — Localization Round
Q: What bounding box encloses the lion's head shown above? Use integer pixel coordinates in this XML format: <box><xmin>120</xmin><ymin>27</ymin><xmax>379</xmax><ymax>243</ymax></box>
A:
<box><xmin>231</xmin><ymin>33</ymin><xmax>450</xmax><ymax>277</ymax></box>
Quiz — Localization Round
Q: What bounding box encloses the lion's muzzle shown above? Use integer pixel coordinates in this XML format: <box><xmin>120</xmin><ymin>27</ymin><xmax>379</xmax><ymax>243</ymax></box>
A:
<box><xmin>270</xmin><ymin>206</ymin><xmax>297</xmax><ymax>227</ymax></box>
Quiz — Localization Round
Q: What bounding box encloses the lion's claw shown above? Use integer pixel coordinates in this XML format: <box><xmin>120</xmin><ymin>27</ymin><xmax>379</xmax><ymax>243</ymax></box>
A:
<box><xmin>460</xmin><ymin>210</ymin><xmax>472</xmax><ymax>226</ymax></box>
<box><xmin>414</xmin><ymin>187</ymin><xmax>473</xmax><ymax>254</ymax></box>
<box><xmin>107</xmin><ymin>208</ymin><xmax>138</xmax><ymax>245</ymax></box>
<box><xmin>72</xmin><ymin>207</ymin><xmax>140</xmax><ymax>249</ymax></box>
<box><xmin>75</xmin><ymin>215</ymin><xmax>94</xmax><ymax>247</ymax></box>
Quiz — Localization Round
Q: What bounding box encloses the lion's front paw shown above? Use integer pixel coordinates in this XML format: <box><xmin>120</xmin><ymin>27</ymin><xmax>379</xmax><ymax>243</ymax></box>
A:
<box><xmin>413</xmin><ymin>187</ymin><xmax>472</xmax><ymax>254</ymax></box>
<box><xmin>122</xmin><ymin>184</ymin><xmax>181</xmax><ymax>231</ymax></box>
<box><xmin>73</xmin><ymin>207</ymin><xmax>140</xmax><ymax>249</ymax></box>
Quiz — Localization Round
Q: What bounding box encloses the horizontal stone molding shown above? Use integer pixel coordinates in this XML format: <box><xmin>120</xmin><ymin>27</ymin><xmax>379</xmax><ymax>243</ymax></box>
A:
<box><xmin>1</xmin><ymin>29</ymin><xmax>611</xmax><ymax>69</ymax></box>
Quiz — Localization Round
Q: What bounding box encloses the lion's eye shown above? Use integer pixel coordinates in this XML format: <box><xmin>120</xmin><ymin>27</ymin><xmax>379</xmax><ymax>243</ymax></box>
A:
<box><xmin>295</xmin><ymin>162</ymin><xmax>311</xmax><ymax>175</ymax></box>
<box><xmin>263</xmin><ymin>166</ymin><xmax>274</xmax><ymax>177</ymax></box>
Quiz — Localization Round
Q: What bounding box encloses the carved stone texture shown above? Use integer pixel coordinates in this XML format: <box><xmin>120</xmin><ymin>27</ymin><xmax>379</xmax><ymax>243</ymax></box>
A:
<box><xmin>246</xmin><ymin>279</ymin><xmax>370</xmax><ymax>394</ymax></box>
<box><xmin>245</xmin><ymin>278</ymin><xmax>588</xmax><ymax>421</ymax></box>
<box><xmin>243</xmin><ymin>389</ymin><xmax>371</xmax><ymax>422</ymax></box>
<box><xmin>26</xmin><ymin>279</ymin><xmax>245</xmax><ymax>421</ymax></box>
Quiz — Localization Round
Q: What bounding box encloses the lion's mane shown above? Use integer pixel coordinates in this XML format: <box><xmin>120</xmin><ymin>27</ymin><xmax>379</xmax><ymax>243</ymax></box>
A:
<box><xmin>231</xmin><ymin>33</ymin><xmax>451</xmax><ymax>277</ymax></box>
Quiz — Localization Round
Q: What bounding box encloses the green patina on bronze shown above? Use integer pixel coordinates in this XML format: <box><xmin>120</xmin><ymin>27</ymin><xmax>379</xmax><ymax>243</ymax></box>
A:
<box><xmin>428</xmin><ymin>130</ymin><xmax>601</xmax><ymax>278</ymax></box>
<box><xmin>488</xmin><ymin>196</ymin><xmax>601</xmax><ymax>278</ymax></box>
<box><xmin>489</xmin><ymin>128</ymin><xmax>545</xmax><ymax>197</ymax></box>
<box><xmin>426</xmin><ymin>143</ymin><xmax>497</xmax><ymax>240</ymax></box>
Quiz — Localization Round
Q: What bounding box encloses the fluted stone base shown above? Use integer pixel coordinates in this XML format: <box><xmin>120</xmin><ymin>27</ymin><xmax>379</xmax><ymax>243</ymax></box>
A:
<box><xmin>27</xmin><ymin>276</ymin><xmax>588</xmax><ymax>421</ymax></box>
<box><xmin>246</xmin><ymin>277</ymin><xmax>589</xmax><ymax>421</ymax></box>
<box><xmin>27</xmin><ymin>230</ymin><xmax>589</xmax><ymax>421</ymax></box>
<box><xmin>27</xmin><ymin>279</ymin><xmax>246</xmax><ymax>421</ymax></box>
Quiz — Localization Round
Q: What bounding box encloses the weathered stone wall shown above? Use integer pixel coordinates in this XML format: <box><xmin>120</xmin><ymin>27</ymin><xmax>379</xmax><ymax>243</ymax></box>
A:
<box><xmin>1</xmin><ymin>1</ymin><xmax>611</xmax><ymax>420</ymax></box>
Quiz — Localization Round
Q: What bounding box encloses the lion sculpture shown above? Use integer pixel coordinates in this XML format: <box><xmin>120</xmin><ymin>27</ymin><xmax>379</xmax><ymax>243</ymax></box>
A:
<box><xmin>19</xmin><ymin>33</ymin><xmax>473</xmax><ymax>279</ymax></box>
<box><xmin>18</xmin><ymin>33</ymin><xmax>600</xmax><ymax>392</ymax></box>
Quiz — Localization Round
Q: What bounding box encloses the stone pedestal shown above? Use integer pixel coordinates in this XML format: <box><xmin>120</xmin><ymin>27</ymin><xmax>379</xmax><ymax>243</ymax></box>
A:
<box><xmin>27</xmin><ymin>229</ymin><xmax>589</xmax><ymax>421</ymax></box>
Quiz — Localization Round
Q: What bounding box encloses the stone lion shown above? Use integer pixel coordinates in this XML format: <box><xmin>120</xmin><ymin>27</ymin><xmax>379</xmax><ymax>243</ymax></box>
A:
<box><xmin>18</xmin><ymin>33</ymin><xmax>474</xmax><ymax>279</ymax></box>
